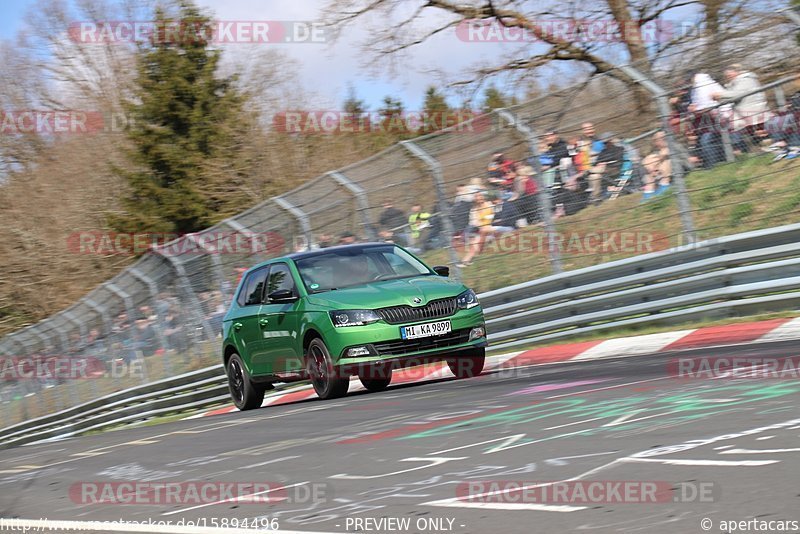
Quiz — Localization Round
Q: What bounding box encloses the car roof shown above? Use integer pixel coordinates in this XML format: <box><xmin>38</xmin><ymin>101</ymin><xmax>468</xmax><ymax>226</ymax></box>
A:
<box><xmin>287</xmin><ymin>242</ymin><xmax>397</xmax><ymax>260</ymax></box>
<box><xmin>245</xmin><ymin>242</ymin><xmax>398</xmax><ymax>273</ymax></box>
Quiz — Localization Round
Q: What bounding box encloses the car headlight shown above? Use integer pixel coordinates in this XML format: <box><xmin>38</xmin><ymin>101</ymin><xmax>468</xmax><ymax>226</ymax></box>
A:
<box><xmin>457</xmin><ymin>289</ymin><xmax>480</xmax><ymax>309</ymax></box>
<box><xmin>329</xmin><ymin>310</ymin><xmax>381</xmax><ymax>327</ymax></box>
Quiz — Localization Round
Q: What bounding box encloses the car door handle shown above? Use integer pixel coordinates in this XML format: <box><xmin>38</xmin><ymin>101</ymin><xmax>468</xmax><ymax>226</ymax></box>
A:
<box><xmin>259</xmin><ymin>318</ymin><xmax>269</xmax><ymax>327</ymax></box>
<box><xmin>233</xmin><ymin>322</ymin><xmax>243</xmax><ymax>331</ymax></box>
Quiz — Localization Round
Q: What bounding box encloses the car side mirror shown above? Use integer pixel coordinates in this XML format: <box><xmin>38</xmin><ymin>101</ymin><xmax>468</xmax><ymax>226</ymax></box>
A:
<box><xmin>432</xmin><ymin>265</ymin><xmax>450</xmax><ymax>277</ymax></box>
<box><xmin>268</xmin><ymin>289</ymin><xmax>297</xmax><ymax>303</ymax></box>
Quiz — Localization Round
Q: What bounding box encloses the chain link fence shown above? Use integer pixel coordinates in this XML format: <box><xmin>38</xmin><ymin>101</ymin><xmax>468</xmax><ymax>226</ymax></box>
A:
<box><xmin>1</xmin><ymin>9</ymin><xmax>799</xmax><ymax>428</ymax></box>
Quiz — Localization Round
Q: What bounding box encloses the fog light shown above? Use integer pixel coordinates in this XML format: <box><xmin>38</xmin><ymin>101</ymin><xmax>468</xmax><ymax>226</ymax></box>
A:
<box><xmin>469</xmin><ymin>327</ymin><xmax>486</xmax><ymax>341</ymax></box>
<box><xmin>347</xmin><ymin>346</ymin><xmax>371</xmax><ymax>357</ymax></box>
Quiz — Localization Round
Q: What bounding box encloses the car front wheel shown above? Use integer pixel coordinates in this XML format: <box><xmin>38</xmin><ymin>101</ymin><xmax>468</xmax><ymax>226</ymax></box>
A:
<box><xmin>306</xmin><ymin>338</ymin><xmax>350</xmax><ymax>400</ymax></box>
<box><xmin>227</xmin><ymin>353</ymin><xmax>266</xmax><ymax>410</ymax></box>
<box><xmin>447</xmin><ymin>347</ymin><xmax>486</xmax><ymax>379</ymax></box>
<box><xmin>358</xmin><ymin>364</ymin><xmax>393</xmax><ymax>392</ymax></box>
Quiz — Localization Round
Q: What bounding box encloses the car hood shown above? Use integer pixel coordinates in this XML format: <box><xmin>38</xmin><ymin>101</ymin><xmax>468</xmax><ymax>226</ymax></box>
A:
<box><xmin>306</xmin><ymin>276</ymin><xmax>467</xmax><ymax>309</ymax></box>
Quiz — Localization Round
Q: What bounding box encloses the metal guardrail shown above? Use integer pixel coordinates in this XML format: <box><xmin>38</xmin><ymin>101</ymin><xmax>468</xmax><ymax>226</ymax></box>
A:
<box><xmin>3</xmin><ymin>223</ymin><xmax>800</xmax><ymax>448</ymax></box>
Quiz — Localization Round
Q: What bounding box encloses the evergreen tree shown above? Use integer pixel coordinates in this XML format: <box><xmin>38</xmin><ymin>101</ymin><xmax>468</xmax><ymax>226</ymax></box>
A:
<box><xmin>422</xmin><ymin>86</ymin><xmax>450</xmax><ymax>133</ymax></box>
<box><xmin>376</xmin><ymin>95</ymin><xmax>407</xmax><ymax>138</ymax></box>
<box><xmin>481</xmin><ymin>85</ymin><xmax>510</xmax><ymax>113</ymax></box>
<box><xmin>111</xmin><ymin>1</ymin><xmax>247</xmax><ymax>235</ymax></box>
<box><xmin>341</xmin><ymin>84</ymin><xmax>368</xmax><ymax>134</ymax></box>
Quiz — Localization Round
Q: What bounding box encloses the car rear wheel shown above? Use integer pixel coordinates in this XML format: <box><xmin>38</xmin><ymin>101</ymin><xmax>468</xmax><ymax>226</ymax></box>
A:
<box><xmin>358</xmin><ymin>364</ymin><xmax>393</xmax><ymax>392</ymax></box>
<box><xmin>227</xmin><ymin>353</ymin><xmax>266</xmax><ymax>410</ymax></box>
<box><xmin>447</xmin><ymin>348</ymin><xmax>486</xmax><ymax>379</ymax></box>
<box><xmin>306</xmin><ymin>338</ymin><xmax>350</xmax><ymax>400</ymax></box>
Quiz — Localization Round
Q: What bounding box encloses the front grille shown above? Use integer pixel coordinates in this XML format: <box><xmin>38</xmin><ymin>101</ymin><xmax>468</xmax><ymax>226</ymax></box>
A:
<box><xmin>373</xmin><ymin>328</ymin><xmax>471</xmax><ymax>356</ymax></box>
<box><xmin>376</xmin><ymin>297</ymin><xmax>458</xmax><ymax>325</ymax></box>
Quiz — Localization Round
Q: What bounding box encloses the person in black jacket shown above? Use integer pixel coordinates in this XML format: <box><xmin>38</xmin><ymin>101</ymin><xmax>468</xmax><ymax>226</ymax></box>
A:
<box><xmin>543</xmin><ymin>131</ymin><xmax>570</xmax><ymax>162</ymax></box>
<box><xmin>587</xmin><ymin>133</ymin><xmax>625</xmax><ymax>202</ymax></box>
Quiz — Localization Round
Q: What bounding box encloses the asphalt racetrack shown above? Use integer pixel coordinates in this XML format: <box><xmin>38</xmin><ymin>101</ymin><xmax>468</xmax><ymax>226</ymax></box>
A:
<box><xmin>2</xmin><ymin>340</ymin><xmax>800</xmax><ymax>534</ymax></box>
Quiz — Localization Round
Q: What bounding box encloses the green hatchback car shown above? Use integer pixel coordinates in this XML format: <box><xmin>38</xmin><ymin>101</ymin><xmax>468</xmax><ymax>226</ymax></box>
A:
<box><xmin>222</xmin><ymin>242</ymin><xmax>487</xmax><ymax>409</ymax></box>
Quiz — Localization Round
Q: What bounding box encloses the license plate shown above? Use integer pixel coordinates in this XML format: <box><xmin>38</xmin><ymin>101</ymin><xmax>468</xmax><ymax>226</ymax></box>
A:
<box><xmin>401</xmin><ymin>320</ymin><xmax>451</xmax><ymax>340</ymax></box>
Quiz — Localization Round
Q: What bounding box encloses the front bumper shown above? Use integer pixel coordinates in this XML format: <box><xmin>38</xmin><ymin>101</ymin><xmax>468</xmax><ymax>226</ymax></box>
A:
<box><xmin>328</xmin><ymin>306</ymin><xmax>486</xmax><ymax>366</ymax></box>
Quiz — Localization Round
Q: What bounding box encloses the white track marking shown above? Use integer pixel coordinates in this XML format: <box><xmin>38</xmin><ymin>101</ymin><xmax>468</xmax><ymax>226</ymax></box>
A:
<box><xmin>240</xmin><ymin>455</ymin><xmax>301</xmax><ymax>469</ymax></box>
<box><xmin>622</xmin><ymin>458</ymin><xmax>778</xmax><ymax>466</ymax></box>
<box><xmin>429</xmin><ymin>501</ymin><xmax>586</xmax><ymax>512</ymax></box>
<box><xmin>571</xmin><ymin>330</ymin><xmax>694</xmax><ymax>360</ymax></box>
<box><xmin>719</xmin><ymin>447</ymin><xmax>800</xmax><ymax>454</ymax></box>
<box><xmin>161</xmin><ymin>481</ymin><xmax>308</xmax><ymax>516</ymax></box>
<box><xmin>330</xmin><ymin>457</ymin><xmax>467</xmax><ymax>479</ymax></box>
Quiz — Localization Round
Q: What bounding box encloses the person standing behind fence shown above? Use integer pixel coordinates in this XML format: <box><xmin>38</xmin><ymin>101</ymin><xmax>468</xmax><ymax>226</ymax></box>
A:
<box><xmin>407</xmin><ymin>204</ymin><xmax>431</xmax><ymax>248</ymax></box>
<box><xmin>712</xmin><ymin>64</ymin><xmax>771</xmax><ymax>153</ymax></box>
<box><xmin>690</xmin><ymin>72</ymin><xmax>731</xmax><ymax>168</ymax></box>
<box><xmin>378</xmin><ymin>200</ymin><xmax>409</xmax><ymax>246</ymax></box>
<box><xmin>458</xmin><ymin>191</ymin><xmax>495</xmax><ymax>267</ymax></box>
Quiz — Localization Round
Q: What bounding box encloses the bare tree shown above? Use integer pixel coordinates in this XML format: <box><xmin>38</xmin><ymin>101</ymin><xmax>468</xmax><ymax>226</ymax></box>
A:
<box><xmin>323</xmin><ymin>0</ymin><xmax>789</xmax><ymax>105</ymax></box>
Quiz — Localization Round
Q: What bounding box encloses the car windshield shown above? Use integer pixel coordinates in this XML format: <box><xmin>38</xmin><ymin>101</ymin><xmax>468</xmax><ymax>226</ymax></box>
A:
<box><xmin>294</xmin><ymin>245</ymin><xmax>432</xmax><ymax>292</ymax></box>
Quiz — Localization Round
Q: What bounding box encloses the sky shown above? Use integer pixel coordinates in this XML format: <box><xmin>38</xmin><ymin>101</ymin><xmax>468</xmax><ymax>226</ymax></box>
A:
<box><xmin>0</xmin><ymin>0</ymin><xmax>534</xmax><ymax>111</ymax></box>
<box><xmin>0</xmin><ymin>0</ymin><xmax>714</xmax><ymax>111</ymax></box>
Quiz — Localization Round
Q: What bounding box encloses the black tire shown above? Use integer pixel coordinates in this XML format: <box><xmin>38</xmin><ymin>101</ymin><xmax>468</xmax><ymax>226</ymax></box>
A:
<box><xmin>227</xmin><ymin>353</ymin><xmax>266</xmax><ymax>410</ymax></box>
<box><xmin>447</xmin><ymin>348</ymin><xmax>486</xmax><ymax>379</ymax></box>
<box><xmin>358</xmin><ymin>364</ymin><xmax>393</xmax><ymax>392</ymax></box>
<box><xmin>306</xmin><ymin>338</ymin><xmax>350</xmax><ymax>400</ymax></box>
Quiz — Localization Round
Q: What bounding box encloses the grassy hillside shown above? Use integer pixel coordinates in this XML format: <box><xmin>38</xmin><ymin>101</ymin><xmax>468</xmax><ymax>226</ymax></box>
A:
<box><xmin>422</xmin><ymin>155</ymin><xmax>800</xmax><ymax>292</ymax></box>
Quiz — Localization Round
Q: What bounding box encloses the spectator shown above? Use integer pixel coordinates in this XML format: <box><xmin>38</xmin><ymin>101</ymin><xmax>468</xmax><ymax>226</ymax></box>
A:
<box><xmin>317</xmin><ymin>233</ymin><xmax>334</xmax><ymax>248</ymax></box>
<box><xmin>514</xmin><ymin>165</ymin><xmax>540</xmax><ymax>224</ymax></box>
<box><xmin>580</xmin><ymin>122</ymin><xmax>604</xmax><ymax>159</ymax></box>
<box><xmin>765</xmin><ymin>81</ymin><xmax>800</xmax><ymax>160</ymax></box>
<box><xmin>491</xmin><ymin>196</ymin><xmax>520</xmax><ymax>231</ymax></box>
<box><xmin>686</xmin><ymin>72</ymin><xmax>729</xmax><ymax>168</ymax></box>
<box><xmin>495</xmin><ymin>162</ymin><xmax>517</xmax><ymax>199</ymax></box>
<box><xmin>543</xmin><ymin>131</ymin><xmax>570</xmax><ymax>162</ymax></box>
<box><xmin>293</xmin><ymin>235</ymin><xmax>310</xmax><ymax>252</ymax></box>
<box><xmin>713</xmin><ymin>64</ymin><xmax>771</xmax><ymax>152</ymax></box>
<box><xmin>587</xmin><ymin>133</ymin><xmax>625</xmax><ymax>202</ymax></box>
<box><xmin>459</xmin><ymin>191</ymin><xmax>497</xmax><ymax>266</ymax></box>
<box><xmin>163</xmin><ymin>305</ymin><xmax>188</xmax><ymax>353</ymax></box>
<box><xmin>338</xmin><ymin>232</ymin><xmax>357</xmax><ymax>245</ymax></box>
<box><xmin>407</xmin><ymin>204</ymin><xmax>431</xmax><ymax>246</ymax></box>
<box><xmin>378</xmin><ymin>200</ymin><xmax>407</xmax><ymax>239</ymax></box>
<box><xmin>570</xmin><ymin>137</ymin><xmax>591</xmax><ymax>175</ymax></box>
<box><xmin>641</xmin><ymin>131</ymin><xmax>672</xmax><ymax>200</ymax></box>
<box><xmin>132</xmin><ymin>315</ymin><xmax>157</xmax><ymax>358</ymax></box>
<box><xmin>487</xmin><ymin>152</ymin><xmax>514</xmax><ymax>183</ymax></box>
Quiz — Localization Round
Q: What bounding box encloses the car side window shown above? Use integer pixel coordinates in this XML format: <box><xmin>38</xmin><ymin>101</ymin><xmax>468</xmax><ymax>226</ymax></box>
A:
<box><xmin>237</xmin><ymin>267</ymin><xmax>269</xmax><ymax>307</ymax></box>
<box><xmin>266</xmin><ymin>263</ymin><xmax>296</xmax><ymax>298</ymax></box>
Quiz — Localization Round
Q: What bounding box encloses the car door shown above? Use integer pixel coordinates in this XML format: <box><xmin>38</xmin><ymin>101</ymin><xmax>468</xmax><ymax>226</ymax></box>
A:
<box><xmin>230</xmin><ymin>266</ymin><xmax>270</xmax><ymax>375</ymax></box>
<box><xmin>258</xmin><ymin>262</ymin><xmax>303</xmax><ymax>376</ymax></box>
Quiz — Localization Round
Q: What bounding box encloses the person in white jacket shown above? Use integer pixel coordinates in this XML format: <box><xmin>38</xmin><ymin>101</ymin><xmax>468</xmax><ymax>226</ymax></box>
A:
<box><xmin>713</xmin><ymin>64</ymin><xmax>771</xmax><ymax>151</ymax></box>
